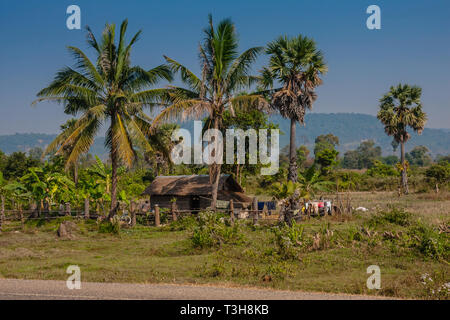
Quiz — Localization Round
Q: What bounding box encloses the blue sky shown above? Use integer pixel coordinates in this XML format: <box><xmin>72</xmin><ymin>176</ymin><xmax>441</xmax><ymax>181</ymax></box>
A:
<box><xmin>0</xmin><ymin>0</ymin><xmax>449</xmax><ymax>135</ymax></box>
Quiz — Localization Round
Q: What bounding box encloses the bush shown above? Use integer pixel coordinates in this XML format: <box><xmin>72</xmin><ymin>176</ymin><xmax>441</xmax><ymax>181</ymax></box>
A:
<box><xmin>369</xmin><ymin>207</ymin><xmax>412</xmax><ymax>227</ymax></box>
<box><xmin>168</xmin><ymin>215</ymin><xmax>197</xmax><ymax>231</ymax></box>
<box><xmin>367</xmin><ymin>161</ymin><xmax>399</xmax><ymax>177</ymax></box>
<box><xmin>407</xmin><ymin>221</ymin><xmax>449</xmax><ymax>260</ymax></box>
<box><xmin>191</xmin><ymin>211</ymin><xmax>244</xmax><ymax>248</ymax></box>
<box><xmin>272</xmin><ymin>222</ymin><xmax>308</xmax><ymax>260</ymax></box>
<box><xmin>98</xmin><ymin>216</ymin><xmax>120</xmax><ymax>235</ymax></box>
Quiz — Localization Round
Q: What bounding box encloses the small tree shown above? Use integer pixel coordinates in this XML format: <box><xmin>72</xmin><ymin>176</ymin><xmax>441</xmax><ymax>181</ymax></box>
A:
<box><xmin>315</xmin><ymin>149</ymin><xmax>339</xmax><ymax>175</ymax></box>
<box><xmin>377</xmin><ymin>84</ymin><xmax>427</xmax><ymax>194</ymax></box>
<box><xmin>425</xmin><ymin>163</ymin><xmax>450</xmax><ymax>193</ymax></box>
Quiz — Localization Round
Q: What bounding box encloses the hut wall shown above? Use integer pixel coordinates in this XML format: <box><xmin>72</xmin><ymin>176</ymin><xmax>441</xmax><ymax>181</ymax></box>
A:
<box><xmin>150</xmin><ymin>195</ymin><xmax>191</xmax><ymax>211</ymax></box>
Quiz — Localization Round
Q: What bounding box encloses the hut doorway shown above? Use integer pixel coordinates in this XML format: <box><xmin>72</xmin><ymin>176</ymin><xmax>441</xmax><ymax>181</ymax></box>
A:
<box><xmin>191</xmin><ymin>196</ymin><xmax>201</xmax><ymax>212</ymax></box>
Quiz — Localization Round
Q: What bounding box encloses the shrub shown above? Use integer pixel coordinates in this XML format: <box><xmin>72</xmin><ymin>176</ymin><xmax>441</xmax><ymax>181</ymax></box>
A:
<box><xmin>369</xmin><ymin>207</ymin><xmax>412</xmax><ymax>227</ymax></box>
<box><xmin>272</xmin><ymin>222</ymin><xmax>308</xmax><ymax>259</ymax></box>
<box><xmin>407</xmin><ymin>221</ymin><xmax>449</xmax><ymax>260</ymax></box>
<box><xmin>168</xmin><ymin>215</ymin><xmax>197</xmax><ymax>231</ymax></box>
<box><xmin>191</xmin><ymin>211</ymin><xmax>244</xmax><ymax>248</ymax></box>
<box><xmin>367</xmin><ymin>161</ymin><xmax>399</xmax><ymax>177</ymax></box>
<box><xmin>98</xmin><ymin>216</ymin><xmax>120</xmax><ymax>235</ymax></box>
<box><xmin>420</xmin><ymin>272</ymin><xmax>450</xmax><ymax>300</ymax></box>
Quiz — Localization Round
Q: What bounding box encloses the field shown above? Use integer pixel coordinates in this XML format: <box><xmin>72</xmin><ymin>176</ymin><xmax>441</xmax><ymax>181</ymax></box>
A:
<box><xmin>0</xmin><ymin>191</ymin><xmax>449</xmax><ymax>299</ymax></box>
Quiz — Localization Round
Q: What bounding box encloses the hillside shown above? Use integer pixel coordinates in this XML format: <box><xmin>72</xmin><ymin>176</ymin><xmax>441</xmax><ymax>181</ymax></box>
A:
<box><xmin>272</xmin><ymin>113</ymin><xmax>450</xmax><ymax>156</ymax></box>
<box><xmin>0</xmin><ymin>113</ymin><xmax>449</xmax><ymax>158</ymax></box>
<box><xmin>0</xmin><ymin>133</ymin><xmax>108</xmax><ymax>159</ymax></box>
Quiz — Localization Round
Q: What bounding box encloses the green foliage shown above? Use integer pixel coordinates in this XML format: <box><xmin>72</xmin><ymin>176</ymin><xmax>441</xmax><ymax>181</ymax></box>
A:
<box><xmin>2</xmin><ymin>151</ymin><xmax>40</xmax><ymax>180</ymax></box>
<box><xmin>297</xmin><ymin>166</ymin><xmax>333</xmax><ymax>198</ymax></box>
<box><xmin>369</xmin><ymin>207</ymin><xmax>412</xmax><ymax>227</ymax></box>
<box><xmin>382</xmin><ymin>155</ymin><xmax>399</xmax><ymax>166</ymax></box>
<box><xmin>367</xmin><ymin>160</ymin><xmax>399</xmax><ymax>177</ymax></box>
<box><xmin>220</xmin><ymin>108</ymin><xmax>278</xmax><ymax>183</ymax></box>
<box><xmin>21</xmin><ymin>166</ymin><xmax>76</xmax><ymax>205</ymax></box>
<box><xmin>296</xmin><ymin>145</ymin><xmax>310</xmax><ymax>169</ymax></box>
<box><xmin>407</xmin><ymin>221</ymin><xmax>448</xmax><ymax>260</ymax></box>
<box><xmin>271</xmin><ymin>222</ymin><xmax>306</xmax><ymax>260</ymax></box>
<box><xmin>269</xmin><ymin>180</ymin><xmax>300</xmax><ymax>200</ymax></box>
<box><xmin>406</xmin><ymin>146</ymin><xmax>432</xmax><ymax>167</ymax></box>
<box><xmin>342</xmin><ymin>140</ymin><xmax>382</xmax><ymax>169</ymax></box>
<box><xmin>167</xmin><ymin>215</ymin><xmax>197</xmax><ymax>231</ymax></box>
<box><xmin>315</xmin><ymin>148</ymin><xmax>339</xmax><ymax>174</ymax></box>
<box><xmin>314</xmin><ymin>134</ymin><xmax>339</xmax><ymax>157</ymax></box>
<box><xmin>191</xmin><ymin>211</ymin><xmax>243</xmax><ymax>248</ymax></box>
<box><xmin>98</xmin><ymin>217</ymin><xmax>121</xmax><ymax>235</ymax></box>
<box><xmin>425</xmin><ymin>162</ymin><xmax>450</xmax><ymax>187</ymax></box>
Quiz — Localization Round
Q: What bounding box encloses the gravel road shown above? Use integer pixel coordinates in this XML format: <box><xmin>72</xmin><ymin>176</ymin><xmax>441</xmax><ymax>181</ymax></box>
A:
<box><xmin>0</xmin><ymin>279</ymin><xmax>390</xmax><ymax>300</ymax></box>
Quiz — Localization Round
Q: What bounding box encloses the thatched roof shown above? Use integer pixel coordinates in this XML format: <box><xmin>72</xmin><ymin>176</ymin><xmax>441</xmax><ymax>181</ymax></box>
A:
<box><xmin>142</xmin><ymin>175</ymin><xmax>246</xmax><ymax>197</ymax></box>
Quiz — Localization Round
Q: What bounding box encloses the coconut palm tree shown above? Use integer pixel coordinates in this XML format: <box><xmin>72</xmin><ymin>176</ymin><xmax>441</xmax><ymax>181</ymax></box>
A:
<box><xmin>33</xmin><ymin>19</ymin><xmax>172</xmax><ymax>217</ymax></box>
<box><xmin>260</xmin><ymin>35</ymin><xmax>327</xmax><ymax>183</ymax></box>
<box><xmin>44</xmin><ymin>119</ymin><xmax>80</xmax><ymax>184</ymax></box>
<box><xmin>377</xmin><ymin>84</ymin><xmax>427</xmax><ymax>194</ymax></box>
<box><xmin>153</xmin><ymin>15</ymin><xmax>266</xmax><ymax>209</ymax></box>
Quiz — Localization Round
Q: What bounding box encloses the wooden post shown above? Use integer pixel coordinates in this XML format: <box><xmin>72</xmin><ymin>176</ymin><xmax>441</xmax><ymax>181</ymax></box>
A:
<box><xmin>84</xmin><ymin>197</ymin><xmax>90</xmax><ymax>219</ymax></box>
<box><xmin>154</xmin><ymin>205</ymin><xmax>160</xmax><ymax>227</ymax></box>
<box><xmin>171</xmin><ymin>201</ymin><xmax>177</xmax><ymax>222</ymax></box>
<box><xmin>0</xmin><ymin>195</ymin><xmax>5</xmax><ymax>232</ymax></box>
<box><xmin>39</xmin><ymin>199</ymin><xmax>43</xmax><ymax>217</ymax></box>
<box><xmin>130</xmin><ymin>200</ymin><xmax>136</xmax><ymax>227</ymax></box>
<box><xmin>31</xmin><ymin>202</ymin><xmax>38</xmax><ymax>219</ymax></box>
<box><xmin>65</xmin><ymin>202</ymin><xmax>71</xmax><ymax>217</ymax></box>
<box><xmin>262</xmin><ymin>202</ymin><xmax>268</xmax><ymax>219</ymax></box>
<box><xmin>252</xmin><ymin>197</ymin><xmax>258</xmax><ymax>225</ymax></box>
<box><xmin>19</xmin><ymin>204</ymin><xmax>24</xmax><ymax>229</ymax></box>
<box><xmin>43</xmin><ymin>200</ymin><xmax>49</xmax><ymax>220</ymax></box>
<box><xmin>229</xmin><ymin>199</ymin><xmax>235</xmax><ymax>225</ymax></box>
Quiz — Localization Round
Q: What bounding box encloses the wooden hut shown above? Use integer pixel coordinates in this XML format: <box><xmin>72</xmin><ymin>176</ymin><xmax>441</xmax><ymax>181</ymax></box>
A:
<box><xmin>142</xmin><ymin>175</ymin><xmax>252</xmax><ymax>211</ymax></box>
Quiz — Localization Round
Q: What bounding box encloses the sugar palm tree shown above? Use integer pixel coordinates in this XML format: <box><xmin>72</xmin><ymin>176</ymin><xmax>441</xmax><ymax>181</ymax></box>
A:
<box><xmin>377</xmin><ymin>84</ymin><xmax>427</xmax><ymax>194</ymax></box>
<box><xmin>260</xmin><ymin>35</ymin><xmax>327</xmax><ymax>183</ymax></box>
<box><xmin>153</xmin><ymin>15</ymin><xmax>266</xmax><ymax>209</ymax></box>
<box><xmin>33</xmin><ymin>19</ymin><xmax>172</xmax><ymax>217</ymax></box>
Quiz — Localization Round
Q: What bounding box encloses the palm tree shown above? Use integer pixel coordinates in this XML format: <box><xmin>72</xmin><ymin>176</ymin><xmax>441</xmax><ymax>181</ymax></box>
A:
<box><xmin>153</xmin><ymin>15</ymin><xmax>266</xmax><ymax>209</ymax></box>
<box><xmin>44</xmin><ymin>119</ymin><xmax>80</xmax><ymax>184</ymax></box>
<box><xmin>33</xmin><ymin>19</ymin><xmax>172</xmax><ymax>217</ymax></box>
<box><xmin>260</xmin><ymin>35</ymin><xmax>327</xmax><ymax>183</ymax></box>
<box><xmin>377</xmin><ymin>84</ymin><xmax>427</xmax><ymax>194</ymax></box>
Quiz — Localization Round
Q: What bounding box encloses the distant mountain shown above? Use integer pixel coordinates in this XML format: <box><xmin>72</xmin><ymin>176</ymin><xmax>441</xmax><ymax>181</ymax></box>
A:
<box><xmin>0</xmin><ymin>133</ymin><xmax>108</xmax><ymax>159</ymax></box>
<box><xmin>0</xmin><ymin>113</ymin><xmax>449</xmax><ymax>158</ymax></box>
<box><xmin>271</xmin><ymin>113</ymin><xmax>450</xmax><ymax>156</ymax></box>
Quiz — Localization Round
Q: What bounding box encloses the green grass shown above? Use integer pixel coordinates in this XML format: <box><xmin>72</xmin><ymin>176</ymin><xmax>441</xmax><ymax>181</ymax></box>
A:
<box><xmin>0</xmin><ymin>194</ymin><xmax>449</xmax><ymax>299</ymax></box>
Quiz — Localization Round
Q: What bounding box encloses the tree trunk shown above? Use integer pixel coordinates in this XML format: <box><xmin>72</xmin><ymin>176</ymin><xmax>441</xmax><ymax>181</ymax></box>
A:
<box><xmin>73</xmin><ymin>162</ymin><xmax>79</xmax><ymax>187</ymax></box>
<box><xmin>109</xmin><ymin>115</ymin><xmax>119</xmax><ymax>219</ymax></box>
<box><xmin>210</xmin><ymin>164</ymin><xmax>221</xmax><ymax>210</ymax></box>
<box><xmin>210</xmin><ymin>116</ymin><xmax>222</xmax><ymax>210</ymax></box>
<box><xmin>400</xmin><ymin>140</ymin><xmax>409</xmax><ymax>195</ymax></box>
<box><xmin>288</xmin><ymin>118</ymin><xmax>298</xmax><ymax>182</ymax></box>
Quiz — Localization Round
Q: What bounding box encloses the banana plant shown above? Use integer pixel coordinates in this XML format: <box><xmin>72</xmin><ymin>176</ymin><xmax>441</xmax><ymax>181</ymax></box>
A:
<box><xmin>21</xmin><ymin>167</ymin><xmax>75</xmax><ymax>209</ymax></box>
<box><xmin>297</xmin><ymin>166</ymin><xmax>334</xmax><ymax>199</ymax></box>
<box><xmin>269</xmin><ymin>180</ymin><xmax>302</xmax><ymax>201</ymax></box>
<box><xmin>4</xmin><ymin>181</ymin><xmax>31</xmax><ymax>209</ymax></box>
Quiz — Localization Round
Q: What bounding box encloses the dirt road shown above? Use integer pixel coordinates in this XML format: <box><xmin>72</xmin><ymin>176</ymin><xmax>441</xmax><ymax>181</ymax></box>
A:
<box><xmin>0</xmin><ymin>279</ymin><xmax>389</xmax><ymax>300</ymax></box>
